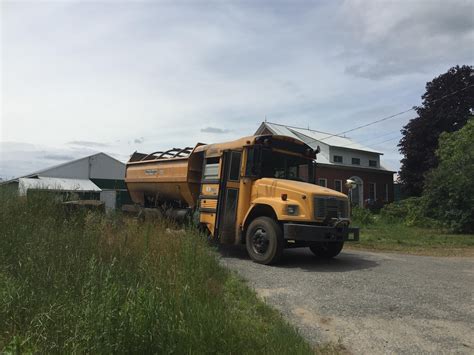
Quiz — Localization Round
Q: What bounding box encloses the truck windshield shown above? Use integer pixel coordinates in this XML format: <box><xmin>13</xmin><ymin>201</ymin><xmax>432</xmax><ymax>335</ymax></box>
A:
<box><xmin>246</xmin><ymin>147</ymin><xmax>314</xmax><ymax>182</ymax></box>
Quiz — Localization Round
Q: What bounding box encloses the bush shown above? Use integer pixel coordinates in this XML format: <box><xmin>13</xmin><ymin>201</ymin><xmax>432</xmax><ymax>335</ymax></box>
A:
<box><xmin>423</xmin><ymin>119</ymin><xmax>474</xmax><ymax>233</ymax></box>
<box><xmin>379</xmin><ymin>197</ymin><xmax>438</xmax><ymax>227</ymax></box>
<box><xmin>351</xmin><ymin>206</ymin><xmax>374</xmax><ymax>226</ymax></box>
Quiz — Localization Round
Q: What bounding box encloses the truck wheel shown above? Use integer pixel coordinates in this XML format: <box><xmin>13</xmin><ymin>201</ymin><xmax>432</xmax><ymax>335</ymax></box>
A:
<box><xmin>245</xmin><ymin>217</ymin><xmax>284</xmax><ymax>265</ymax></box>
<box><xmin>309</xmin><ymin>242</ymin><xmax>344</xmax><ymax>258</ymax></box>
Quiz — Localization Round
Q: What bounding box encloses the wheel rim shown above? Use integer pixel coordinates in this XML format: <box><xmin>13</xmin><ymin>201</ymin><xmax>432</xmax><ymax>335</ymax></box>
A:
<box><xmin>251</xmin><ymin>227</ymin><xmax>269</xmax><ymax>255</ymax></box>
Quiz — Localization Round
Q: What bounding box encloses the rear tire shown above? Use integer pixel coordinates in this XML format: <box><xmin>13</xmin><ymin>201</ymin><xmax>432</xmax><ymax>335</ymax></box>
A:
<box><xmin>245</xmin><ymin>217</ymin><xmax>284</xmax><ymax>265</ymax></box>
<box><xmin>309</xmin><ymin>242</ymin><xmax>344</xmax><ymax>258</ymax></box>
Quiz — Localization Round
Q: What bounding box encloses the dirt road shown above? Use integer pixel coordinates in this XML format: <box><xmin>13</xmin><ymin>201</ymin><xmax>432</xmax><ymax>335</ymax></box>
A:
<box><xmin>220</xmin><ymin>247</ymin><xmax>474</xmax><ymax>354</ymax></box>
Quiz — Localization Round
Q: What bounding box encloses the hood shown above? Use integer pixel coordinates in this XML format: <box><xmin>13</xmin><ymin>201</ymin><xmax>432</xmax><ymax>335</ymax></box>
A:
<box><xmin>255</xmin><ymin>178</ymin><xmax>348</xmax><ymax>199</ymax></box>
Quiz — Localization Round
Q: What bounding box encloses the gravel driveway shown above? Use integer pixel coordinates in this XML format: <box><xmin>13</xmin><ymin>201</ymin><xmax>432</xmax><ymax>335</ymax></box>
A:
<box><xmin>219</xmin><ymin>246</ymin><xmax>474</xmax><ymax>354</ymax></box>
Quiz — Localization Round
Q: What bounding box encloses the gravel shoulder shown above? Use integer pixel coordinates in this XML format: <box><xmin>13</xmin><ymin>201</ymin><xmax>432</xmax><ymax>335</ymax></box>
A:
<box><xmin>219</xmin><ymin>246</ymin><xmax>474</xmax><ymax>354</ymax></box>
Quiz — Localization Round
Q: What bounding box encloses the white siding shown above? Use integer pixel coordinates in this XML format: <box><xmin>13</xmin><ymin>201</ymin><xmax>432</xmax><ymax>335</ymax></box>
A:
<box><xmin>329</xmin><ymin>147</ymin><xmax>380</xmax><ymax>169</ymax></box>
<box><xmin>90</xmin><ymin>153</ymin><xmax>125</xmax><ymax>180</ymax></box>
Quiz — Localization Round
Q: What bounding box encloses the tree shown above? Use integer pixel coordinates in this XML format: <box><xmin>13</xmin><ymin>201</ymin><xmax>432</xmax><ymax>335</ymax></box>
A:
<box><xmin>398</xmin><ymin>65</ymin><xmax>474</xmax><ymax>196</ymax></box>
<box><xmin>423</xmin><ymin>118</ymin><xmax>474</xmax><ymax>233</ymax></box>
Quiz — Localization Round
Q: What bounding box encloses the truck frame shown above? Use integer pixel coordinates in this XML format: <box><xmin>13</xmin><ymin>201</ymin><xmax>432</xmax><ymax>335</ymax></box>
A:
<box><xmin>125</xmin><ymin>134</ymin><xmax>359</xmax><ymax>264</ymax></box>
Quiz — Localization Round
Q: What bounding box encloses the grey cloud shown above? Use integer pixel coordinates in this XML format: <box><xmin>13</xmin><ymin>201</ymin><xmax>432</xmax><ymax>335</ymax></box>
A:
<box><xmin>201</xmin><ymin>127</ymin><xmax>231</xmax><ymax>134</ymax></box>
<box><xmin>67</xmin><ymin>140</ymin><xmax>109</xmax><ymax>148</ymax></box>
<box><xmin>0</xmin><ymin>141</ymin><xmax>103</xmax><ymax>178</ymax></box>
<box><xmin>341</xmin><ymin>1</ymin><xmax>474</xmax><ymax>80</ymax></box>
<box><xmin>345</xmin><ymin>61</ymin><xmax>421</xmax><ymax>80</ymax></box>
<box><xmin>134</xmin><ymin>137</ymin><xmax>145</xmax><ymax>144</ymax></box>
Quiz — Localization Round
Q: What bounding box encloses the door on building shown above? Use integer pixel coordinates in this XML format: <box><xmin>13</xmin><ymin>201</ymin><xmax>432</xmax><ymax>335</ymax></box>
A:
<box><xmin>349</xmin><ymin>176</ymin><xmax>363</xmax><ymax>207</ymax></box>
<box><xmin>216</xmin><ymin>150</ymin><xmax>242</xmax><ymax>244</ymax></box>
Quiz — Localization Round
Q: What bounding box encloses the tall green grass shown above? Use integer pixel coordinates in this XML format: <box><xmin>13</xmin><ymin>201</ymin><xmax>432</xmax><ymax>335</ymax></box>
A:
<box><xmin>0</xmin><ymin>189</ymin><xmax>312</xmax><ymax>353</ymax></box>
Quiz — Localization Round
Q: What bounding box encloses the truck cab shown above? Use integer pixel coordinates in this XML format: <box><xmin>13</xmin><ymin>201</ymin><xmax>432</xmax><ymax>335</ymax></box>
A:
<box><xmin>125</xmin><ymin>134</ymin><xmax>359</xmax><ymax>264</ymax></box>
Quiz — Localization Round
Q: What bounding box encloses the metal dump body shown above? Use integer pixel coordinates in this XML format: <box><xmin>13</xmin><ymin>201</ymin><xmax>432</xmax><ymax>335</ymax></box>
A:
<box><xmin>125</xmin><ymin>145</ymin><xmax>204</xmax><ymax>208</ymax></box>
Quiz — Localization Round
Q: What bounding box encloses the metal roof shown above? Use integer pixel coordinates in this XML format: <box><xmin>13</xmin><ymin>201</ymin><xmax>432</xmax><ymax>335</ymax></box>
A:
<box><xmin>1</xmin><ymin>152</ymin><xmax>125</xmax><ymax>185</ymax></box>
<box><xmin>258</xmin><ymin>122</ymin><xmax>383</xmax><ymax>154</ymax></box>
<box><xmin>193</xmin><ymin>134</ymin><xmax>311</xmax><ymax>156</ymax></box>
<box><xmin>18</xmin><ymin>177</ymin><xmax>101</xmax><ymax>196</ymax></box>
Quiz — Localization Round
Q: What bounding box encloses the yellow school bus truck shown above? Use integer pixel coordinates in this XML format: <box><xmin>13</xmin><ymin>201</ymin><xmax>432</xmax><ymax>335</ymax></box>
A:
<box><xmin>125</xmin><ymin>134</ymin><xmax>359</xmax><ymax>264</ymax></box>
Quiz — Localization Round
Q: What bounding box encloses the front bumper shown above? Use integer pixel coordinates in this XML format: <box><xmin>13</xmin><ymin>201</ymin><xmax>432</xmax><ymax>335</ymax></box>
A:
<box><xmin>283</xmin><ymin>223</ymin><xmax>359</xmax><ymax>242</ymax></box>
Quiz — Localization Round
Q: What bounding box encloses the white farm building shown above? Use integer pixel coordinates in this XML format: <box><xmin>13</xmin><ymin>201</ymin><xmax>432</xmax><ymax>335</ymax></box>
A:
<box><xmin>1</xmin><ymin>152</ymin><xmax>130</xmax><ymax>209</ymax></box>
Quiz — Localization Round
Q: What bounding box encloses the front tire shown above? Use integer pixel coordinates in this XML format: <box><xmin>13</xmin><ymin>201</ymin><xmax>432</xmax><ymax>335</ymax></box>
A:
<box><xmin>245</xmin><ymin>217</ymin><xmax>284</xmax><ymax>265</ymax></box>
<box><xmin>309</xmin><ymin>242</ymin><xmax>344</xmax><ymax>258</ymax></box>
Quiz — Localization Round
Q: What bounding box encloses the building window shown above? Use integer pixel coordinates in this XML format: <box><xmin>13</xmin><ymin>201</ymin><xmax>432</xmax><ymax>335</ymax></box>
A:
<box><xmin>384</xmin><ymin>183</ymin><xmax>389</xmax><ymax>201</ymax></box>
<box><xmin>334</xmin><ymin>179</ymin><xmax>342</xmax><ymax>192</ymax></box>
<box><xmin>318</xmin><ymin>178</ymin><xmax>327</xmax><ymax>187</ymax></box>
<box><xmin>369</xmin><ymin>160</ymin><xmax>377</xmax><ymax>167</ymax></box>
<box><xmin>368</xmin><ymin>182</ymin><xmax>376</xmax><ymax>201</ymax></box>
<box><xmin>333</xmin><ymin>155</ymin><xmax>343</xmax><ymax>163</ymax></box>
<box><xmin>352</xmin><ymin>157</ymin><xmax>360</xmax><ymax>165</ymax></box>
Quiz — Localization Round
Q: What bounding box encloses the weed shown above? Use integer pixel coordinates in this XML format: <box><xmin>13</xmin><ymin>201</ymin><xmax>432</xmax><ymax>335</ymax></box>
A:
<box><xmin>0</xmin><ymin>192</ymin><xmax>313</xmax><ymax>353</ymax></box>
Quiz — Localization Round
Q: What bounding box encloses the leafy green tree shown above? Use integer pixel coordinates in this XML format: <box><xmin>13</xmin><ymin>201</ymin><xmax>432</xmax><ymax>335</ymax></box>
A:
<box><xmin>423</xmin><ymin>118</ymin><xmax>474</xmax><ymax>233</ymax></box>
<box><xmin>398</xmin><ymin>65</ymin><xmax>474</xmax><ymax>196</ymax></box>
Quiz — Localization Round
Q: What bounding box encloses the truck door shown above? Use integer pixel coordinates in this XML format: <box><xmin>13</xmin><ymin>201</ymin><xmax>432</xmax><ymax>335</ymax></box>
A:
<box><xmin>216</xmin><ymin>150</ymin><xmax>242</xmax><ymax>244</ymax></box>
<box><xmin>199</xmin><ymin>156</ymin><xmax>221</xmax><ymax>237</ymax></box>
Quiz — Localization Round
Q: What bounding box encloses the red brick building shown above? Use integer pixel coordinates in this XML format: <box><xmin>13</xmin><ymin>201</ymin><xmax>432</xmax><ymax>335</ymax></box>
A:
<box><xmin>256</xmin><ymin>122</ymin><xmax>395</xmax><ymax>208</ymax></box>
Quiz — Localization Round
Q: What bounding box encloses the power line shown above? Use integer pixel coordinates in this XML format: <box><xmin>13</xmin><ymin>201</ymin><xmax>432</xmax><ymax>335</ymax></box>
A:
<box><xmin>319</xmin><ymin>108</ymin><xmax>414</xmax><ymax>141</ymax></box>
<box><xmin>367</xmin><ymin>135</ymin><xmax>402</xmax><ymax>148</ymax></box>
<box><xmin>337</xmin><ymin>130</ymin><xmax>402</xmax><ymax>149</ymax></box>
<box><xmin>318</xmin><ymin>83</ymin><xmax>474</xmax><ymax>141</ymax></box>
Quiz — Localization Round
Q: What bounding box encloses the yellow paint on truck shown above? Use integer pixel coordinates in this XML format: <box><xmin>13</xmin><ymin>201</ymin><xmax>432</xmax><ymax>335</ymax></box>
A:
<box><xmin>125</xmin><ymin>134</ymin><xmax>359</xmax><ymax>264</ymax></box>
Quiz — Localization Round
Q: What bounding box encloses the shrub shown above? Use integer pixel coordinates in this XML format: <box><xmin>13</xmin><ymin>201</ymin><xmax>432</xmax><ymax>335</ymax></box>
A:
<box><xmin>351</xmin><ymin>206</ymin><xmax>374</xmax><ymax>226</ymax></box>
<box><xmin>380</xmin><ymin>197</ymin><xmax>419</xmax><ymax>222</ymax></box>
<box><xmin>380</xmin><ymin>198</ymin><xmax>437</xmax><ymax>228</ymax></box>
<box><xmin>423</xmin><ymin>119</ymin><xmax>474</xmax><ymax>233</ymax></box>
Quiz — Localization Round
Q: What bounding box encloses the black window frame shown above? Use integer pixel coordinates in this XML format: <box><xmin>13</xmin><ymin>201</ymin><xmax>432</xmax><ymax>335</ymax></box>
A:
<box><xmin>369</xmin><ymin>159</ymin><xmax>377</xmax><ymax>167</ymax></box>
<box><xmin>244</xmin><ymin>145</ymin><xmax>315</xmax><ymax>183</ymax></box>
<box><xmin>351</xmin><ymin>157</ymin><xmax>360</xmax><ymax>165</ymax></box>
<box><xmin>368</xmin><ymin>182</ymin><xmax>376</xmax><ymax>200</ymax></box>
<box><xmin>228</xmin><ymin>151</ymin><xmax>242</xmax><ymax>182</ymax></box>
<box><xmin>333</xmin><ymin>155</ymin><xmax>343</xmax><ymax>163</ymax></box>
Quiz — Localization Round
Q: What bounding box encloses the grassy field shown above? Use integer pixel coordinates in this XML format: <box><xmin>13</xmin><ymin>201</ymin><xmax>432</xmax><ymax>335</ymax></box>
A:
<box><xmin>348</xmin><ymin>220</ymin><xmax>474</xmax><ymax>256</ymax></box>
<box><xmin>0</xmin><ymin>191</ymin><xmax>316</xmax><ymax>354</ymax></box>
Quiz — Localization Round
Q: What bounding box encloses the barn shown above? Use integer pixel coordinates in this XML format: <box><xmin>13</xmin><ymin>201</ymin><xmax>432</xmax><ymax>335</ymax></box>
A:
<box><xmin>1</xmin><ymin>152</ymin><xmax>131</xmax><ymax>210</ymax></box>
<box><xmin>256</xmin><ymin>122</ymin><xmax>395</xmax><ymax>208</ymax></box>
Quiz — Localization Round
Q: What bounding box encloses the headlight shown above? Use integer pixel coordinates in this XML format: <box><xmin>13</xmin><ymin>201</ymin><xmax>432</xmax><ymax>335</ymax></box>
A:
<box><xmin>286</xmin><ymin>205</ymin><xmax>299</xmax><ymax>215</ymax></box>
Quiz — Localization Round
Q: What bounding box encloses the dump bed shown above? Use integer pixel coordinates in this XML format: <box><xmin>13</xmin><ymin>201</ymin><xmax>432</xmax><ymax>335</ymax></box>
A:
<box><xmin>125</xmin><ymin>145</ymin><xmax>204</xmax><ymax>208</ymax></box>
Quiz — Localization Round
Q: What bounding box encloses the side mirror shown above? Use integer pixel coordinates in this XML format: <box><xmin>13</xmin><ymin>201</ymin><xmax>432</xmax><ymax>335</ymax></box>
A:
<box><xmin>345</xmin><ymin>179</ymin><xmax>357</xmax><ymax>189</ymax></box>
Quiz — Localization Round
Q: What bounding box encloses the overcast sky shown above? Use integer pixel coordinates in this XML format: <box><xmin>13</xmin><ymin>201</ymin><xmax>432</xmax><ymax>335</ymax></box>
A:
<box><xmin>1</xmin><ymin>0</ymin><xmax>473</xmax><ymax>179</ymax></box>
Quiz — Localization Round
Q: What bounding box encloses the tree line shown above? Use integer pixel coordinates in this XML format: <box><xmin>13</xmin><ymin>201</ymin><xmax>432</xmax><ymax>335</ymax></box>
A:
<box><xmin>398</xmin><ymin>65</ymin><xmax>473</xmax><ymax>232</ymax></box>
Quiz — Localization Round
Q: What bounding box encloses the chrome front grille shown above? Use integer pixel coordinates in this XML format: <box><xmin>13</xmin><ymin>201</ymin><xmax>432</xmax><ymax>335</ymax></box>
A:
<box><xmin>314</xmin><ymin>197</ymin><xmax>348</xmax><ymax>219</ymax></box>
